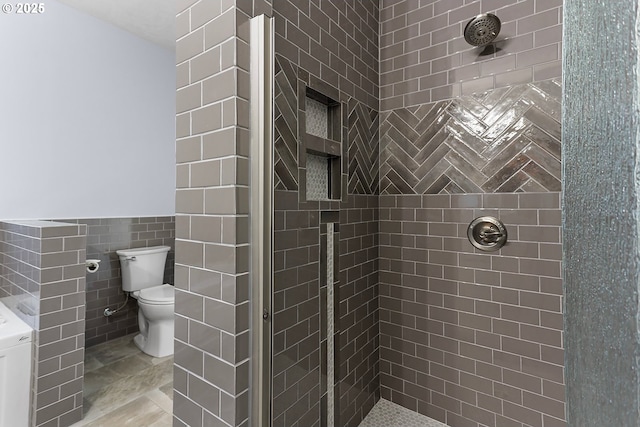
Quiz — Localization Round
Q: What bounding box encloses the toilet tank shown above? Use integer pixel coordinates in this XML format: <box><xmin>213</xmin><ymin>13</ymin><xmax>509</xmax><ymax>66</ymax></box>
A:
<box><xmin>116</xmin><ymin>246</ymin><xmax>170</xmax><ymax>292</ymax></box>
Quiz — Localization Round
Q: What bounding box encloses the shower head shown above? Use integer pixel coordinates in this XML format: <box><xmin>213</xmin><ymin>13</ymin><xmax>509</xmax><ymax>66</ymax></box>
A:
<box><xmin>464</xmin><ymin>13</ymin><xmax>501</xmax><ymax>46</ymax></box>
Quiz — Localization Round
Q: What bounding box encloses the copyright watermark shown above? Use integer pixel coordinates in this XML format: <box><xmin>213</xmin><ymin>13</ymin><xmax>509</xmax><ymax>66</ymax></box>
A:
<box><xmin>2</xmin><ymin>3</ymin><xmax>45</xmax><ymax>13</ymax></box>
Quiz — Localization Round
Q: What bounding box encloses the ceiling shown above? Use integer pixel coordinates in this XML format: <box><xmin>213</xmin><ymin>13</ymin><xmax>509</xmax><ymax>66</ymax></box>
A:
<box><xmin>57</xmin><ymin>0</ymin><xmax>175</xmax><ymax>51</ymax></box>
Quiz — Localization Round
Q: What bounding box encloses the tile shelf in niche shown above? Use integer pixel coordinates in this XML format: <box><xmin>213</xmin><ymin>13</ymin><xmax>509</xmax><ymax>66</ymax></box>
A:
<box><xmin>305</xmin><ymin>88</ymin><xmax>341</xmax><ymax>142</ymax></box>
<box><xmin>305</xmin><ymin>132</ymin><xmax>341</xmax><ymax>157</ymax></box>
<box><xmin>303</xmin><ymin>87</ymin><xmax>342</xmax><ymax>202</ymax></box>
<box><xmin>306</xmin><ymin>150</ymin><xmax>341</xmax><ymax>202</ymax></box>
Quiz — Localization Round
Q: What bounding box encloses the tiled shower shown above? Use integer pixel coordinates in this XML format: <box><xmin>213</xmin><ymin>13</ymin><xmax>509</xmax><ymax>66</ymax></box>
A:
<box><xmin>0</xmin><ymin>0</ymin><xmax>568</xmax><ymax>426</ymax></box>
<box><xmin>175</xmin><ymin>0</ymin><xmax>565</xmax><ymax>426</ymax></box>
<box><xmin>376</xmin><ymin>2</ymin><xmax>563</xmax><ymax>422</ymax></box>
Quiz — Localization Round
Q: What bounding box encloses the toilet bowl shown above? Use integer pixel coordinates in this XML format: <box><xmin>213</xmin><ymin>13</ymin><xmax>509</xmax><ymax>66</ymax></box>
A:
<box><xmin>133</xmin><ymin>284</ymin><xmax>174</xmax><ymax>358</ymax></box>
<box><xmin>116</xmin><ymin>246</ymin><xmax>174</xmax><ymax>358</ymax></box>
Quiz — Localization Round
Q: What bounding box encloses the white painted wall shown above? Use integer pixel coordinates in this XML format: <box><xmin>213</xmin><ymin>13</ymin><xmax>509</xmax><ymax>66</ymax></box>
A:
<box><xmin>0</xmin><ymin>0</ymin><xmax>176</xmax><ymax>219</ymax></box>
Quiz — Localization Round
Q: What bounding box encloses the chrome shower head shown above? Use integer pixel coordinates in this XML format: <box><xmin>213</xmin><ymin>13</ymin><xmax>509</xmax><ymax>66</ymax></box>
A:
<box><xmin>464</xmin><ymin>13</ymin><xmax>501</xmax><ymax>46</ymax></box>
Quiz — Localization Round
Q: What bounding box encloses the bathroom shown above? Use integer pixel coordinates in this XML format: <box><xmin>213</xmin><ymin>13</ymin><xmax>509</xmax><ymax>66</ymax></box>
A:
<box><xmin>0</xmin><ymin>0</ymin><xmax>636</xmax><ymax>427</ymax></box>
<box><xmin>0</xmin><ymin>0</ymin><xmax>177</xmax><ymax>425</ymax></box>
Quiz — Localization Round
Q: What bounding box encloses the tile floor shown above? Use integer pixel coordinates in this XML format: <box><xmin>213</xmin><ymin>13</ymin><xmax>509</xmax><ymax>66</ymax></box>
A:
<box><xmin>70</xmin><ymin>334</ymin><xmax>174</xmax><ymax>427</ymax></box>
<box><xmin>359</xmin><ymin>398</ymin><xmax>448</xmax><ymax>427</ymax></box>
<box><xmin>69</xmin><ymin>335</ymin><xmax>444</xmax><ymax>427</ymax></box>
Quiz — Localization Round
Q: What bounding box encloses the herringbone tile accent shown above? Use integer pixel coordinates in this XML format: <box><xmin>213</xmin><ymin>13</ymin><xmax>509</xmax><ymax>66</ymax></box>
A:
<box><xmin>380</xmin><ymin>78</ymin><xmax>562</xmax><ymax>194</ymax></box>
<box><xmin>348</xmin><ymin>99</ymin><xmax>380</xmax><ymax>195</ymax></box>
<box><xmin>274</xmin><ymin>55</ymin><xmax>299</xmax><ymax>191</ymax></box>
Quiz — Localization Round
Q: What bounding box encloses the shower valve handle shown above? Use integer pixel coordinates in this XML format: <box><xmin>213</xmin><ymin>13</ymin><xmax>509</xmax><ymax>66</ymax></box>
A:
<box><xmin>468</xmin><ymin>216</ymin><xmax>508</xmax><ymax>252</ymax></box>
<box><xmin>480</xmin><ymin>230</ymin><xmax>503</xmax><ymax>238</ymax></box>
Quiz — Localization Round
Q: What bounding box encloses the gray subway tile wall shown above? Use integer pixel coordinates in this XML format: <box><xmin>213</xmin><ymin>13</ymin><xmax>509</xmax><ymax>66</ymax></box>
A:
<box><xmin>0</xmin><ymin>223</ymin><xmax>41</xmax><ymax>326</ymax></box>
<box><xmin>271</xmin><ymin>1</ymin><xmax>381</xmax><ymax>426</ymax></box>
<box><xmin>0</xmin><ymin>221</ymin><xmax>87</xmax><ymax>427</ymax></box>
<box><xmin>380</xmin><ymin>0</ymin><xmax>563</xmax><ymax>111</ymax></box>
<box><xmin>174</xmin><ymin>1</ymin><xmax>270</xmax><ymax>426</ymax></box>
<box><xmin>272</xmin><ymin>192</ymin><xmax>322</xmax><ymax>427</ymax></box>
<box><xmin>274</xmin><ymin>0</ymin><xmax>379</xmax><ymax>112</ymax></box>
<box><xmin>273</xmin><ymin>193</ymin><xmax>380</xmax><ymax>427</ymax></box>
<box><xmin>342</xmin><ymin>0</ymin><xmax>563</xmax><ymax>425</ymax></box>
<box><xmin>61</xmin><ymin>217</ymin><xmax>175</xmax><ymax>348</ymax></box>
<box><xmin>337</xmin><ymin>194</ymin><xmax>379</xmax><ymax>427</ymax></box>
<box><xmin>378</xmin><ymin>193</ymin><xmax>565</xmax><ymax>427</ymax></box>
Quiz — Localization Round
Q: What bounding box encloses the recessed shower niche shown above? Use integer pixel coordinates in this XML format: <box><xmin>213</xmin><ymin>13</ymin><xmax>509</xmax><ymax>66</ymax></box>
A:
<box><xmin>304</xmin><ymin>87</ymin><xmax>341</xmax><ymax>201</ymax></box>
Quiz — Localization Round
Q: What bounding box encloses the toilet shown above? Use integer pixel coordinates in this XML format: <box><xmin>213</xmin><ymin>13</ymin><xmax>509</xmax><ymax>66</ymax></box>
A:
<box><xmin>116</xmin><ymin>245</ymin><xmax>174</xmax><ymax>358</ymax></box>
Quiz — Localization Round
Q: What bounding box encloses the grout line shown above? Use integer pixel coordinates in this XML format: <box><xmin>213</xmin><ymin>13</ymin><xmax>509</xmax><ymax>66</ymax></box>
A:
<box><xmin>144</xmin><ymin>388</ymin><xmax>174</xmax><ymax>415</ymax></box>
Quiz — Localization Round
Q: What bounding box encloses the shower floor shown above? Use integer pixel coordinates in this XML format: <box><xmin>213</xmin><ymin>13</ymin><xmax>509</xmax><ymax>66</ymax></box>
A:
<box><xmin>359</xmin><ymin>398</ymin><xmax>448</xmax><ymax>427</ymax></box>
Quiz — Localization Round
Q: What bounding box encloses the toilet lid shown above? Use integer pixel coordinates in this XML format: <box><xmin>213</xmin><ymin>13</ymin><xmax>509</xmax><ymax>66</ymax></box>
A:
<box><xmin>137</xmin><ymin>284</ymin><xmax>174</xmax><ymax>304</ymax></box>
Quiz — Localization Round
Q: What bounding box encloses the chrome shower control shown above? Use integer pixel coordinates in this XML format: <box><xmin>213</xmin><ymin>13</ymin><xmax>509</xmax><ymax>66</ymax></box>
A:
<box><xmin>467</xmin><ymin>216</ymin><xmax>507</xmax><ymax>251</ymax></box>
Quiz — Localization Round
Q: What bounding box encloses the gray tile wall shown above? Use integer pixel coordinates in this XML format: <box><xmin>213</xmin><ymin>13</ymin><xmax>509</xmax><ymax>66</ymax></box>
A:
<box><xmin>271</xmin><ymin>2</ymin><xmax>381</xmax><ymax>426</ymax></box>
<box><xmin>274</xmin><ymin>54</ymin><xmax>300</xmax><ymax>191</ymax></box>
<box><xmin>380</xmin><ymin>78</ymin><xmax>561</xmax><ymax>194</ymax></box>
<box><xmin>0</xmin><ymin>223</ymin><xmax>41</xmax><ymax>328</ymax></box>
<box><xmin>0</xmin><ymin>220</ymin><xmax>87</xmax><ymax>427</ymax></box>
<box><xmin>274</xmin><ymin>0</ymin><xmax>379</xmax><ymax>111</ymax></box>
<box><xmin>272</xmin><ymin>192</ymin><xmax>380</xmax><ymax>427</ymax></box>
<box><xmin>272</xmin><ymin>192</ymin><xmax>324</xmax><ymax>427</ymax></box>
<box><xmin>378</xmin><ymin>193</ymin><xmax>565</xmax><ymax>427</ymax></box>
<box><xmin>337</xmin><ymin>194</ymin><xmax>379</xmax><ymax>427</ymax></box>
<box><xmin>348</xmin><ymin>99</ymin><xmax>379</xmax><ymax>195</ymax></box>
<box><xmin>174</xmin><ymin>1</ymin><xmax>270</xmax><ymax>426</ymax></box>
<box><xmin>380</xmin><ymin>0</ymin><xmax>563</xmax><ymax>110</ymax></box>
<box><xmin>61</xmin><ymin>217</ymin><xmax>175</xmax><ymax>348</ymax></box>
<box><xmin>379</xmin><ymin>8</ymin><xmax>565</xmax><ymax>423</ymax></box>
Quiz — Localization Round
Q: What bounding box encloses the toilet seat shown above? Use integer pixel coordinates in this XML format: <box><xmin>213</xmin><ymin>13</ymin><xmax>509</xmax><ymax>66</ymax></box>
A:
<box><xmin>136</xmin><ymin>284</ymin><xmax>174</xmax><ymax>305</ymax></box>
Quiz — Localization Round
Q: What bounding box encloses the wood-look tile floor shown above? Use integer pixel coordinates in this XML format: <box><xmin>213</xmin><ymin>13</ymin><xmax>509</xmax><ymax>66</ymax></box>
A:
<box><xmin>70</xmin><ymin>334</ymin><xmax>174</xmax><ymax>427</ymax></box>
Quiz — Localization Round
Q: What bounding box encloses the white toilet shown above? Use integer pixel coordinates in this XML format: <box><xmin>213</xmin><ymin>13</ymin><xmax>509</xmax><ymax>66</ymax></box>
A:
<box><xmin>116</xmin><ymin>245</ymin><xmax>174</xmax><ymax>358</ymax></box>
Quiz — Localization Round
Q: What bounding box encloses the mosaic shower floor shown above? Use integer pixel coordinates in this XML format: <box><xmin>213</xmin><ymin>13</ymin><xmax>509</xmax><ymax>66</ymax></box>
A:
<box><xmin>359</xmin><ymin>399</ymin><xmax>448</xmax><ymax>427</ymax></box>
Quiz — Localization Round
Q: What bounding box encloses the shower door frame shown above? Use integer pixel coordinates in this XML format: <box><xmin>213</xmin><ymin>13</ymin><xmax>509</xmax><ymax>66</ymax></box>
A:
<box><xmin>250</xmin><ymin>14</ymin><xmax>274</xmax><ymax>427</ymax></box>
